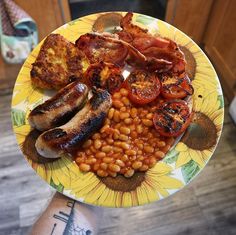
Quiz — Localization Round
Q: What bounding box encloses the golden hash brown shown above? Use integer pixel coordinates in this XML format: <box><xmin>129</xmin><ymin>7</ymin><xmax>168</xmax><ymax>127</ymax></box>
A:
<box><xmin>31</xmin><ymin>34</ymin><xmax>85</xmax><ymax>90</ymax></box>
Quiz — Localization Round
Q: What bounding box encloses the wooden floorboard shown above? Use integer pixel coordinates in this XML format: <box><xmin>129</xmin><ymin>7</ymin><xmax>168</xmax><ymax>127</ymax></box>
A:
<box><xmin>1</xmin><ymin>87</ymin><xmax>236</xmax><ymax>235</ymax></box>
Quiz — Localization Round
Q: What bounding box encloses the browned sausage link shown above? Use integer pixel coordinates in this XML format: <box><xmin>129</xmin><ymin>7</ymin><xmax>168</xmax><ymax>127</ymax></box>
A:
<box><xmin>28</xmin><ymin>82</ymin><xmax>88</xmax><ymax>131</ymax></box>
<box><xmin>35</xmin><ymin>88</ymin><xmax>112</xmax><ymax>158</ymax></box>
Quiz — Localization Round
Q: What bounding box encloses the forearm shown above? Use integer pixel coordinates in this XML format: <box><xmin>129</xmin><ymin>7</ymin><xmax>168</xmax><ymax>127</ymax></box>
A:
<box><xmin>30</xmin><ymin>192</ymin><xmax>102</xmax><ymax>235</ymax></box>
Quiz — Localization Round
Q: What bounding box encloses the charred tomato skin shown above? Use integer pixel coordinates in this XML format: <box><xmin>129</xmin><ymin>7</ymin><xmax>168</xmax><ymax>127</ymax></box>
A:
<box><xmin>153</xmin><ymin>100</ymin><xmax>192</xmax><ymax>137</ymax></box>
<box><xmin>161</xmin><ymin>73</ymin><xmax>193</xmax><ymax>99</ymax></box>
<box><xmin>125</xmin><ymin>70</ymin><xmax>161</xmax><ymax>105</ymax></box>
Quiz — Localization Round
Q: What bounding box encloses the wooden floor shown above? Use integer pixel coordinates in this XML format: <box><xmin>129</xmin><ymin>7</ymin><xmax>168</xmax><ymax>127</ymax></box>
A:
<box><xmin>1</xmin><ymin>80</ymin><xmax>236</xmax><ymax>235</ymax></box>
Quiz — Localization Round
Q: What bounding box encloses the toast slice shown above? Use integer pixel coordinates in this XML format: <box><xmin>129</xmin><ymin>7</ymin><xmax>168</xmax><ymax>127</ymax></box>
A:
<box><xmin>31</xmin><ymin>34</ymin><xmax>84</xmax><ymax>90</ymax></box>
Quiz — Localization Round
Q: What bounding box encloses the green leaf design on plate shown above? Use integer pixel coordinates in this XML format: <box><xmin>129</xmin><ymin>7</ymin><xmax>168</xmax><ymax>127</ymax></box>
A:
<box><xmin>136</xmin><ymin>15</ymin><xmax>155</xmax><ymax>25</ymax></box>
<box><xmin>11</xmin><ymin>109</ymin><xmax>26</xmax><ymax>127</ymax></box>
<box><xmin>163</xmin><ymin>149</ymin><xmax>179</xmax><ymax>164</ymax></box>
<box><xmin>50</xmin><ymin>178</ymin><xmax>64</xmax><ymax>193</ymax></box>
<box><xmin>181</xmin><ymin>160</ymin><xmax>200</xmax><ymax>183</ymax></box>
<box><xmin>217</xmin><ymin>95</ymin><xmax>224</xmax><ymax>109</ymax></box>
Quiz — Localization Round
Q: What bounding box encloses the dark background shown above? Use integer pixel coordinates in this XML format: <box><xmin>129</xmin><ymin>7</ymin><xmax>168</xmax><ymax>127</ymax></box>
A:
<box><xmin>69</xmin><ymin>0</ymin><xmax>166</xmax><ymax>20</ymax></box>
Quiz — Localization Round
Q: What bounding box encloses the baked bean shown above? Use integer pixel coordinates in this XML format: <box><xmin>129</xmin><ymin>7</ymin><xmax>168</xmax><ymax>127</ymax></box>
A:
<box><xmin>119</xmin><ymin>134</ymin><xmax>129</xmax><ymax>141</ymax></box>
<box><xmin>120</xmin><ymin>126</ymin><xmax>131</xmax><ymax>135</ymax></box>
<box><xmin>113</xmin><ymin>110</ymin><xmax>120</xmax><ymax>122</ymax></box>
<box><xmin>86</xmin><ymin>158</ymin><xmax>97</xmax><ymax>164</ymax></box>
<box><xmin>137</xmin><ymin>155</ymin><xmax>144</xmax><ymax>161</ymax></box>
<box><xmin>121</xmin><ymin>97</ymin><xmax>130</xmax><ymax>106</ymax></box>
<box><xmin>120</xmin><ymin>112</ymin><xmax>130</xmax><ymax>120</ymax></box>
<box><xmin>100</xmin><ymin>124</ymin><xmax>110</xmax><ymax>133</ymax></box>
<box><xmin>120</xmin><ymin>142</ymin><xmax>130</xmax><ymax>150</ymax></box>
<box><xmin>102</xmin><ymin>157</ymin><xmax>113</xmax><ymax>163</ymax></box>
<box><xmin>129</xmin><ymin>125</ymin><xmax>136</xmax><ymax>131</ymax></box>
<box><xmin>124</xmin><ymin>169</ymin><xmax>134</xmax><ymax>178</ymax></box>
<box><xmin>160</xmin><ymin>145</ymin><xmax>170</xmax><ymax>153</ymax></box>
<box><xmin>147</xmin><ymin>133</ymin><xmax>153</xmax><ymax>139</ymax></box>
<box><xmin>137</xmin><ymin>143</ymin><xmax>143</xmax><ymax>149</ymax></box>
<box><xmin>115</xmin><ymin>159</ymin><xmax>125</xmax><ymax>167</ymax></box>
<box><xmin>154</xmin><ymin>151</ymin><xmax>165</xmax><ymax>158</ymax></box>
<box><xmin>108</xmin><ymin>163</ymin><xmax>120</xmax><ymax>172</ymax></box>
<box><xmin>139</xmin><ymin>165</ymin><xmax>149</xmax><ymax>171</ymax></box>
<box><xmin>136</xmin><ymin>125</ymin><xmax>143</xmax><ymax>134</ymax></box>
<box><xmin>101</xmin><ymin>132</ymin><xmax>108</xmax><ymax>138</ymax></box>
<box><xmin>93</xmin><ymin>163</ymin><xmax>100</xmax><ymax>171</ymax></box>
<box><xmin>97</xmin><ymin>169</ymin><xmax>108</xmax><ymax>177</ymax></box>
<box><xmin>82</xmin><ymin>139</ymin><xmax>92</xmax><ymax>148</ymax></box>
<box><xmin>143</xmin><ymin>128</ymin><xmax>149</xmax><ymax>135</ymax></box>
<box><xmin>156</xmin><ymin>141</ymin><xmax>166</xmax><ymax>148</ymax></box>
<box><xmin>79</xmin><ymin>163</ymin><xmax>91</xmax><ymax>172</ymax></box>
<box><xmin>149</xmin><ymin>157</ymin><xmax>156</xmax><ymax>167</ymax></box>
<box><xmin>120</xmin><ymin>88</ymin><xmax>128</xmax><ymax>96</ymax></box>
<box><xmin>142</xmin><ymin>119</ymin><xmax>153</xmax><ymax>127</ymax></box>
<box><xmin>100</xmin><ymin>162</ymin><xmax>108</xmax><ymax>170</ymax></box>
<box><xmin>113</xmin><ymin>92</ymin><xmax>121</xmax><ymax>99</ymax></box>
<box><xmin>121</xmin><ymin>154</ymin><xmax>129</xmax><ymax>162</ymax></box>
<box><xmin>113</xmin><ymin>132</ymin><xmax>120</xmax><ymax>140</ymax></box>
<box><xmin>144</xmin><ymin>145</ymin><xmax>154</xmax><ymax>153</ymax></box>
<box><xmin>113</xmin><ymin>146</ymin><xmax>123</xmax><ymax>153</ymax></box>
<box><xmin>124</xmin><ymin>118</ymin><xmax>132</xmax><ymax>124</ymax></box>
<box><xmin>130</xmin><ymin>131</ymin><xmax>138</xmax><ymax>139</ymax></box>
<box><xmin>125</xmin><ymin>149</ymin><xmax>136</xmax><ymax>156</ymax></box>
<box><xmin>101</xmin><ymin>146</ymin><xmax>112</xmax><ymax>153</ymax></box>
<box><xmin>113</xmin><ymin>100</ymin><xmax>124</xmax><ymax>109</ymax></box>
<box><xmin>129</xmin><ymin>155</ymin><xmax>137</xmax><ymax>161</ymax></box>
<box><xmin>108</xmin><ymin>108</ymin><xmax>115</xmax><ymax>119</ymax></box>
<box><xmin>114</xmin><ymin>123</ymin><xmax>121</xmax><ymax>130</ymax></box>
<box><xmin>75</xmin><ymin>157</ymin><xmax>84</xmax><ymax>164</ymax></box>
<box><xmin>132</xmin><ymin>161</ymin><xmax>142</xmax><ymax>169</ymax></box>
<box><xmin>143</xmin><ymin>158</ymin><xmax>150</xmax><ymax>165</ymax></box>
<box><xmin>95</xmin><ymin>152</ymin><xmax>105</xmax><ymax>158</ymax></box>
<box><xmin>120</xmin><ymin>107</ymin><xmax>127</xmax><ymax>113</ymax></box>
<box><xmin>130</xmin><ymin>108</ymin><xmax>137</xmax><ymax>118</ymax></box>
<box><xmin>114</xmin><ymin>141</ymin><xmax>122</xmax><ymax>147</ymax></box>
<box><xmin>146</xmin><ymin>113</ymin><xmax>153</xmax><ymax>119</ymax></box>
<box><xmin>85</xmin><ymin>149</ymin><xmax>92</xmax><ymax>155</ymax></box>
<box><xmin>108</xmin><ymin>171</ymin><xmax>117</xmax><ymax>177</ymax></box>
<box><xmin>92</xmin><ymin>133</ymin><xmax>101</xmax><ymax>140</ymax></box>
<box><xmin>107</xmin><ymin>138</ymin><xmax>114</xmax><ymax>144</ymax></box>
<box><xmin>90</xmin><ymin>146</ymin><xmax>97</xmax><ymax>153</ymax></box>
<box><xmin>137</xmin><ymin>150</ymin><xmax>142</xmax><ymax>155</ymax></box>
<box><xmin>94</xmin><ymin>139</ymin><xmax>102</xmax><ymax>149</ymax></box>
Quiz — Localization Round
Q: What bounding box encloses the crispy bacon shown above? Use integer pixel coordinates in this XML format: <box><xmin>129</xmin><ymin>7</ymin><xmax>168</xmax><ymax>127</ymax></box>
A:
<box><xmin>76</xmin><ymin>32</ymin><xmax>172</xmax><ymax>72</ymax></box>
<box><xmin>75</xmin><ymin>33</ymin><xmax>128</xmax><ymax>66</ymax></box>
<box><xmin>118</xmin><ymin>12</ymin><xmax>186</xmax><ymax>74</ymax></box>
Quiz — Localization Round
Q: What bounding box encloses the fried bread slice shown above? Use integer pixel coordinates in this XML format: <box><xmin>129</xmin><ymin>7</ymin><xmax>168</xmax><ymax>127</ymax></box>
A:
<box><xmin>31</xmin><ymin>34</ymin><xmax>84</xmax><ymax>90</ymax></box>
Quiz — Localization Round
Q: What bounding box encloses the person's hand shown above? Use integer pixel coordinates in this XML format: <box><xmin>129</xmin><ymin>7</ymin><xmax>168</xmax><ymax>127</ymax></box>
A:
<box><xmin>30</xmin><ymin>192</ymin><xmax>102</xmax><ymax>235</ymax></box>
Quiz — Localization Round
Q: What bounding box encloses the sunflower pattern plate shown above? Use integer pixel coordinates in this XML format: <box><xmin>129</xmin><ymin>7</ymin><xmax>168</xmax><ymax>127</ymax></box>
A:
<box><xmin>11</xmin><ymin>12</ymin><xmax>224</xmax><ymax>207</ymax></box>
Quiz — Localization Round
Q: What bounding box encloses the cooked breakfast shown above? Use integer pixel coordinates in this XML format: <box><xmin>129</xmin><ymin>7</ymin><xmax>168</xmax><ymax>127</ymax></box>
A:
<box><xmin>28</xmin><ymin>12</ymin><xmax>194</xmax><ymax>177</ymax></box>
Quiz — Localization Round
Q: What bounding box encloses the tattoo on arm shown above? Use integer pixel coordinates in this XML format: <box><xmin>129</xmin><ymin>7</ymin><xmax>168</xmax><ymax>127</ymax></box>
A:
<box><xmin>50</xmin><ymin>199</ymin><xmax>92</xmax><ymax>235</ymax></box>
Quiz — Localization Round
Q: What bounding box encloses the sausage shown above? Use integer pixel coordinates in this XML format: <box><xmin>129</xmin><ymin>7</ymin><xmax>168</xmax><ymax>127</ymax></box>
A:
<box><xmin>35</xmin><ymin>88</ymin><xmax>112</xmax><ymax>158</ymax></box>
<box><xmin>28</xmin><ymin>82</ymin><xmax>88</xmax><ymax>131</ymax></box>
